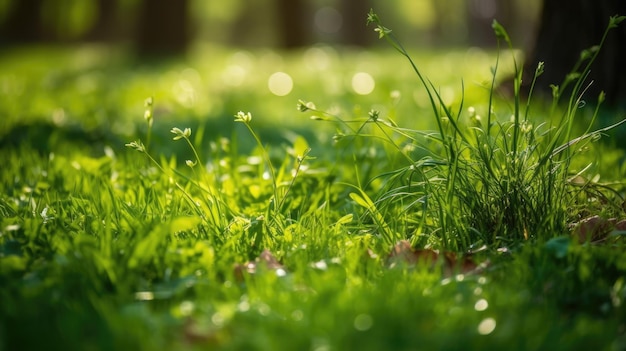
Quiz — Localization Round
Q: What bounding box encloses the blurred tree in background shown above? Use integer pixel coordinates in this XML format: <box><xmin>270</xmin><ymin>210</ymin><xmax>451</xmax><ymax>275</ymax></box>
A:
<box><xmin>135</xmin><ymin>0</ymin><xmax>190</xmax><ymax>56</ymax></box>
<box><xmin>276</xmin><ymin>0</ymin><xmax>311</xmax><ymax>48</ymax></box>
<box><xmin>0</xmin><ymin>0</ymin><xmax>541</xmax><ymax>50</ymax></box>
<box><xmin>1</xmin><ymin>0</ymin><xmax>623</xmax><ymax>104</ymax></box>
<box><xmin>339</xmin><ymin>0</ymin><xmax>373</xmax><ymax>46</ymax></box>
<box><xmin>85</xmin><ymin>0</ymin><xmax>119</xmax><ymax>41</ymax></box>
<box><xmin>523</xmin><ymin>0</ymin><xmax>626</xmax><ymax>106</ymax></box>
<box><xmin>0</xmin><ymin>0</ymin><xmax>45</xmax><ymax>43</ymax></box>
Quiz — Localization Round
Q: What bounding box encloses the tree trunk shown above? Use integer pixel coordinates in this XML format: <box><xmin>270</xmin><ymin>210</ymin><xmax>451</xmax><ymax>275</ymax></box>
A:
<box><xmin>466</xmin><ymin>0</ymin><xmax>515</xmax><ymax>47</ymax></box>
<box><xmin>0</xmin><ymin>0</ymin><xmax>45</xmax><ymax>44</ymax></box>
<box><xmin>339</xmin><ymin>0</ymin><xmax>372</xmax><ymax>47</ymax></box>
<box><xmin>135</xmin><ymin>0</ymin><xmax>190</xmax><ymax>57</ymax></box>
<box><xmin>524</xmin><ymin>0</ymin><xmax>626</xmax><ymax>106</ymax></box>
<box><xmin>276</xmin><ymin>0</ymin><xmax>311</xmax><ymax>48</ymax></box>
<box><xmin>86</xmin><ymin>0</ymin><xmax>119</xmax><ymax>42</ymax></box>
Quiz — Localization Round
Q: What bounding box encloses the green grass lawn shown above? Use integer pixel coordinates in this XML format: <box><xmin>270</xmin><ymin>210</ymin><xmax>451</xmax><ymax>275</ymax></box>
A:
<box><xmin>2</xmin><ymin>19</ymin><xmax>626</xmax><ymax>350</ymax></box>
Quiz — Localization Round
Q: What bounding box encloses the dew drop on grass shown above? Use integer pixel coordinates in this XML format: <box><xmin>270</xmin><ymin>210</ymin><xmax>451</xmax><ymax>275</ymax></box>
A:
<box><xmin>257</xmin><ymin>303</ymin><xmax>271</xmax><ymax>316</ymax></box>
<box><xmin>5</xmin><ymin>224</ymin><xmax>20</xmax><ymax>232</ymax></box>
<box><xmin>268</xmin><ymin>72</ymin><xmax>293</xmax><ymax>96</ymax></box>
<box><xmin>312</xmin><ymin>260</ymin><xmax>328</xmax><ymax>270</ymax></box>
<box><xmin>477</xmin><ymin>317</ymin><xmax>496</xmax><ymax>335</ymax></box>
<box><xmin>352</xmin><ymin>72</ymin><xmax>375</xmax><ymax>95</ymax></box>
<box><xmin>211</xmin><ymin>312</ymin><xmax>225</xmax><ymax>327</ymax></box>
<box><xmin>354</xmin><ymin>313</ymin><xmax>374</xmax><ymax>331</ymax></box>
<box><xmin>134</xmin><ymin>291</ymin><xmax>154</xmax><ymax>301</ymax></box>
<box><xmin>474</xmin><ymin>298</ymin><xmax>488</xmax><ymax>311</ymax></box>
<box><xmin>238</xmin><ymin>300</ymin><xmax>250</xmax><ymax>312</ymax></box>
<box><xmin>179</xmin><ymin>301</ymin><xmax>194</xmax><ymax>316</ymax></box>
<box><xmin>291</xmin><ymin>309</ymin><xmax>304</xmax><ymax>321</ymax></box>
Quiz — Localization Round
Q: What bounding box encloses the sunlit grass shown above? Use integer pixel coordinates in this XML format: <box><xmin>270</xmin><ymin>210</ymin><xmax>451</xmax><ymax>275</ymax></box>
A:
<box><xmin>1</xmin><ymin>17</ymin><xmax>626</xmax><ymax>350</ymax></box>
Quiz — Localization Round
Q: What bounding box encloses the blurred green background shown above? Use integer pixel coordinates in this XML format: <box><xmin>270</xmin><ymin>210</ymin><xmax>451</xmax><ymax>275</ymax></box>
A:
<box><xmin>0</xmin><ymin>0</ymin><xmax>541</xmax><ymax>153</ymax></box>
<box><xmin>0</xmin><ymin>0</ymin><xmax>542</xmax><ymax>51</ymax></box>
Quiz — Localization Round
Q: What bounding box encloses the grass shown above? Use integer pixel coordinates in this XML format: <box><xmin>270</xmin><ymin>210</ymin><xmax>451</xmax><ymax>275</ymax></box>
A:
<box><xmin>2</xmin><ymin>12</ymin><xmax>626</xmax><ymax>351</ymax></box>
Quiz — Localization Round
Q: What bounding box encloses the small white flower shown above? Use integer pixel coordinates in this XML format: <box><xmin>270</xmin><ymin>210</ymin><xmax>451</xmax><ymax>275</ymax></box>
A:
<box><xmin>171</xmin><ymin>127</ymin><xmax>191</xmax><ymax>140</ymax></box>
<box><xmin>125</xmin><ymin>140</ymin><xmax>145</xmax><ymax>152</ymax></box>
<box><xmin>234</xmin><ymin>111</ymin><xmax>252</xmax><ymax>123</ymax></box>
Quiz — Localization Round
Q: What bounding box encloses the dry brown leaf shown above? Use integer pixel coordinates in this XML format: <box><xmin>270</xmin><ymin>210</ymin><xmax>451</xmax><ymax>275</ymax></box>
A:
<box><xmin>570</xmin><ymin>215</ymin><xmax>614</xmax><ymax>243</ymax></box>
<box><xmin>233</xmin><ymin>249</ymin><xmax>286</xmax><ymax>280</ymax></box>
<box><xmin>615</xmin><ymin>219</ymin><xmax>626</xmax><ymax>231</ymax></box>
<box><xmin>387</xmin><ymin>240</ymin><xmax>485</xmax><ymax>276</ymax></box>
<box><xmin>181</xmin><ymin>319</ymin><xmax>219</xmax><ymax>346</ymax></box>
<box><xmin>442</xmin><ymin>252</ymin><xmax>482</xmax><ymax>275</ymax></box>
<box><xmin>388</xmin><ymin>240</ymin><xmax>439</xmax><ymax>268</ymax></box>
<box><xmin>257</xmin><ymin>249</ymin><xmax>284</xmax><ymax>270</ymax></box>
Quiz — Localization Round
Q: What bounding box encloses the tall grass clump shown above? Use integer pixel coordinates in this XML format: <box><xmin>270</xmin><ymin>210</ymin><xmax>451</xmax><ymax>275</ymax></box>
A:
<box><xmin>125</xmin><ymin>101</ymin><xmax>325</xmax><ymax>262</ymax></box>
<box><xmin>301</xmin><ymin>11</ymin><xmax>626</xmax><ymax>251</ymax></box>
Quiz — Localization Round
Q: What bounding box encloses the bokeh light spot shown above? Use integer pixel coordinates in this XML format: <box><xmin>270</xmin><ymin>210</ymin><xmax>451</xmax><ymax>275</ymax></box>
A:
<box><xmin>222</xmin><ymin>65</ymin><xmax>246</xmax><ymax>87</ymax></box>
<box><xmin>353</xmin><ymin>313</ymin><xmax>374</xmax><ymax>331</ymax></box>
<box><xmin>291</xmin><ymin>309</ymin><xmax>304</xmax><ymax>321</ymax></box>
<box><xmin>474</xmin><ymin>298</ymin><xmax>489</xmax><ymax>311</ymax></box>
<box><xmin>304</xmin><ymin>46</ymin><xmax>331</xmax><ymax>71</ymax></box>
<box><xmin>477</xmin><ymin>317</ymin><xmax>496</xmax><ymax>335</ymax></box>
<box><xmin>314</xmin><ymin>6</ymin><xmax>343</xmax><ymax>34</ymax></box>
<box><xmin>352</xmin><ymin>72</ymin><xmax>375</xmax><ymax>95</ymax></box>
<box><xmin>268</xmin><ymin>72</ymin><xmax>293</xmax><ymax>96</ymax></box>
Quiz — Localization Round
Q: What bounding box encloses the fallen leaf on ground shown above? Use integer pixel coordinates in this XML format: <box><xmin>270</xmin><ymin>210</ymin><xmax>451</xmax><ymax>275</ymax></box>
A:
<box><xmin>386</xmin><ymin>240</ymin><xmax>486</xmax><ymax>276</ymax></box>
<box><xmin>615</xmin><ymin>219</ymin><xmax>626</xmax><ymax>231</ymax></box>
<box><xmin>388</xmin><ymin>240</ymin><xmax>439</xmax><ymax>267</ymax></box>
<box><xmin>182</xmin><ymin>319</ymin><xmax>219</xmax><ymax>346</ymax></box>
<box><xmin>569</xmin><ymin>215</ymin><xmax>623</xmax><ymax>243</ymax></box>
<box><xmin>234</xmin><ymin>249</ymin><xmax>286</xmax><ymax>280</ymax></box>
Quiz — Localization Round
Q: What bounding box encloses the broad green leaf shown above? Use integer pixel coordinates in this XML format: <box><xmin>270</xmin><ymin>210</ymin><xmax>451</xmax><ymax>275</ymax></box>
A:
<box><xmin>0</xmin><ymin>255</ymin><xmax>26</xmax><ymax>274</ymax></box>
<box><xmin>170</xmin><ymin>216</ymin><xmax>202</xmax><ymax>232</ymax></box>
<box><xmin>544</xmin><ymin>236</ymin><xmax>570</xmax><ymax>259</ymax></box>
<box><xmin>335</xmin><ymin>214</ymin><xmax>354</xmax><ymax>225</ymax></box>
<box><xmin>291</xmin><ymin>135</ymin><xmax>309</xmax><ymax>158</ymax></box>
<box><xmin>350</xmin><ymin>192</ymin><xmax>373</xmax><ymax>209</ymax></box>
